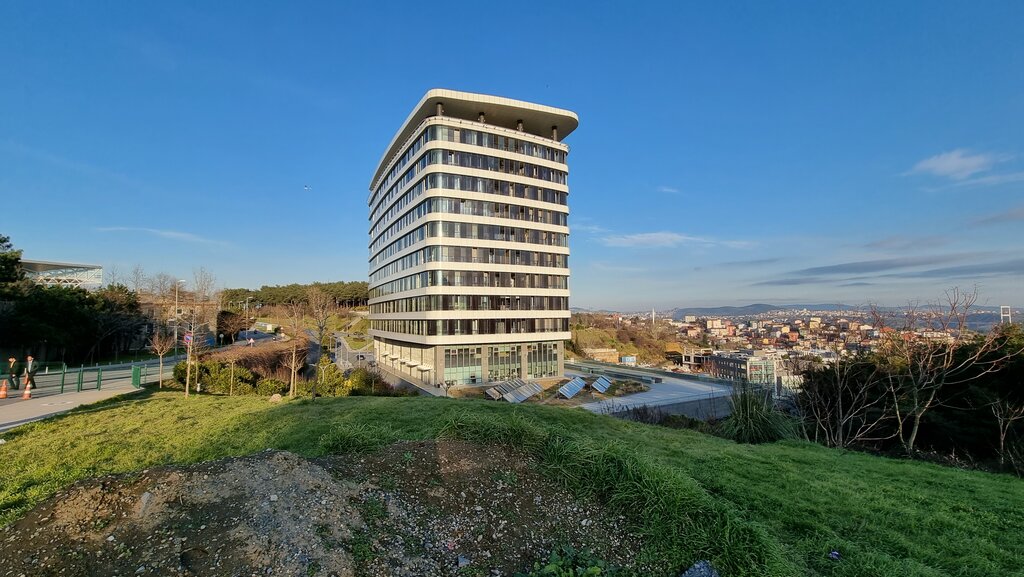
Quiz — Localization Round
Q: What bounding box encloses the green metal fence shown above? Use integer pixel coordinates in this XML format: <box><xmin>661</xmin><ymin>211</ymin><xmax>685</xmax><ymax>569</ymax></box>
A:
<box><xmin>5</xmin><ymin>357</ymin><xmax>177</xmax><ymax>398</ymax></box>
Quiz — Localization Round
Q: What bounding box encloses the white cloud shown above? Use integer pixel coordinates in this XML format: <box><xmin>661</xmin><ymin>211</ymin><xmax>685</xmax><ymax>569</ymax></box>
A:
<box><xmin>906</xmin><ymin>149</ymin><xmax>1010</xmax><ymax>180</ymax></box>
<box><xmin>972</xmin><ymin>205</ymin><xmax>1024</xmax><ymax>226</ymax></box>
<box><xmin>592</xmin><ymin>261</ymin><xmax>647</xmax><ymax>273</ymax></box>
<box><xmin>945</xmin><ymin>170</ymin><xmax>1024</xmax><ymax>189</ymax></box>
<box><xmin>96</xmin><ymin>227</ymin><xmax>228</xmax><ymax>246</ymax></box>
<box><xmin>656</xmin><ymin>185</ymin><xmax>681</xmax><ymax>194</ymax></box>
<box><xmin>573</xmin><ymin>223</ymin><xmax>608</xmax><ymax>234</ymax></box>
<box><xmin>600</xmin><ymin>231</ymin><xmax>751</xmax><ymax>249</ymax></box>
<box><xmin>571</xmin><ymin>216</ymin><xmax>608</xmax><ymax>234</ymax></box>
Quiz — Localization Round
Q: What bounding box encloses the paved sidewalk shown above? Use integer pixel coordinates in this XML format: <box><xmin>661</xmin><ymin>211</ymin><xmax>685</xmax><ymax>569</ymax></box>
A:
<box><xmin>0</xmin><ymin>386</ymin><xmax>144</xmax><ymax>432</ymax></box>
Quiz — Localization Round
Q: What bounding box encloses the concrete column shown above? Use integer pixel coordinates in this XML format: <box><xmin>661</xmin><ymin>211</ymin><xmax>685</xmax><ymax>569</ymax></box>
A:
<box><xmin>480</xmin><ymin>346</ymin><xmax>490</xmax><ymax>384</ymax></box>
<box><xmin>556</xmin><ymin>341</ymin><xmax>565</xmax><ymax>377</ymax></box>
<box><xmin>520</xmin><ymin>345</ymin><xmax>529</xmax><ymax>380</ymax></box>
<box><xmin>434</xmin><ymin>345</ymin><xmax>444</xmax><ymax>387</ymax></box>
<box><xmin>551</xmin><ymin>125</ymin><xmax>558</xmax><ymax>140</ymax></box>
<box><xmin>436</xmin><ymin>102</ymin><xmax>444</xmax><ymax>116</ymax></box>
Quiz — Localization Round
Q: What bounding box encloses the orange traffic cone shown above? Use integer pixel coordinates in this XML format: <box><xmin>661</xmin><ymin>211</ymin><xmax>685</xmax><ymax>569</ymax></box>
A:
<box><xmin>0</xmin><ymin>381</ymin><xmax>7</xmax><ymax>399</ymax></box>
<box><xmin>21</xmin><ymin>383</ymin><xmax>31</xmax><ymax>400</ymax></box>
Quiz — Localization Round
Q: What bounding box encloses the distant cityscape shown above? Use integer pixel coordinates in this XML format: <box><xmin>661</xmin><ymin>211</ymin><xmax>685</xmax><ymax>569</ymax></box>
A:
<box><xmin>571</xmin><ymin>303</ymin><xmax>1020</xmax><ymax>392</ymax></box>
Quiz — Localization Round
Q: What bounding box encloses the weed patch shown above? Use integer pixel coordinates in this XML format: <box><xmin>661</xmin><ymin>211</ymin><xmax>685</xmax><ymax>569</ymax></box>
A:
<box><xmin>318</xmin><ymin>423</ymin><xmax>397</xmax><ymax>455</ymax></box>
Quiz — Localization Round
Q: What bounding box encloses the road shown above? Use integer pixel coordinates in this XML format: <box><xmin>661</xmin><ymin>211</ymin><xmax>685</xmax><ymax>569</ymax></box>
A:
<box><xmin>331</xmin><ymin>331</ymin><xmax>373</xmax><ymax>371</ymax></box>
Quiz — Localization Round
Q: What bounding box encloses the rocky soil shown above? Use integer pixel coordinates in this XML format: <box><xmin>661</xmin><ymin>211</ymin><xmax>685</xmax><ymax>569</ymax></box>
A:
<box><xmin>0</xmin><ymin>440</ymin><xmax>653</xmax><ymax>576</ymax></box>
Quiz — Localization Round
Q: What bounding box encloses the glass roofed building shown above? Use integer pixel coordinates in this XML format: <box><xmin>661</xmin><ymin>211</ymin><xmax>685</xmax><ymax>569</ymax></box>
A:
<box><xmin>367</xmin><ymin>89</ymin><xmax>576</xmax><ymax>389</ymax></box>
<box><xmin>21</xmin><ymin>260</ymin><xmax>103</xmax><ymax>289</ymax></box>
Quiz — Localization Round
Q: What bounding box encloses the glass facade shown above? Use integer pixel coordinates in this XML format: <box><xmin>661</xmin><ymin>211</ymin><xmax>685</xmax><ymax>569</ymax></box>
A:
<box><xmin>488</xmin><ymin>345</ymin><xmax>521</xmax><ymax>382</ymax></box>
<box><xmin>371</xmin><ymin>172</ymin><xmax>568</xmax><ymax>231</ymax></box>
<box><xmin>370</xmin><ymin>124</ymin><xmax>568</xmax><ymax>212</ymax></box>
<box><xmin>371</xmin><ymin>221</ymin><xmax>568</xmax><ymax>269</ymax></box>
<box><xmin>371</xmin><ymin>196</ymin><xmax>567</xmax><ymax>251</ymax></box>
<box><xmin>527</xmin><ymin>343</ymin><xmax>559</xmax><ymax>379</ymax></box>
<box><xmin>371</xmin><ymin>295</ymin><xmax>569</xmax><ymax>314</ymax></box>
<box><xmin>443</xmin><ymin>347</ymin><xmax>482</xmax><ymax>386</ymax></box>
<box><xmin>368</xmin><ymin>270</ymin><xmax>568</xmax><ymax>299</ymax></box>
<box><xmin>371</xmin><ymin>318</ymin><xmax>569</xmax><ymax>336</ymax></box>
<box><xmin>371</xmin><ymin>246</ymin><xmax>568</xmax><ymax>283</ymax></box>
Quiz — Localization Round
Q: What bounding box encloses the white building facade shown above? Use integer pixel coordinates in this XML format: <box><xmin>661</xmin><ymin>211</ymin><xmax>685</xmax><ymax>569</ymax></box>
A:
<box><xmin>368</xmin><ymin>89</ymin><xmax>576</xmax><ymax>388</ymax></box>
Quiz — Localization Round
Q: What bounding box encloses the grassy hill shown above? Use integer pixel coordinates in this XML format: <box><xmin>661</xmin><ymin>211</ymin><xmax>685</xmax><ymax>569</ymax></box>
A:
<box><xmin>1</xmin><ymin>391</ymin><xmax>1022</xmax><ymax>576</ymax></box>
<box><xmin>572</xmin><ymin>326</ymin><xmax>677</xmax><ymax>363</ymax></box>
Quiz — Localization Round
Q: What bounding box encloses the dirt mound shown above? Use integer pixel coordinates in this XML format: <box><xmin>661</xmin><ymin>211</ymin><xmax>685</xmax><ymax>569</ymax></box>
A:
<box><xmin>0</xmin><ymin>441</ymin><xmax>648</xmax><ymax>576</ymax></box>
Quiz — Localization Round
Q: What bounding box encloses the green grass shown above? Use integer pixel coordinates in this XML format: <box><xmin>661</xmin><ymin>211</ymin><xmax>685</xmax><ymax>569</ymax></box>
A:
<box><xmin>343</xmin><ymin>335</ymin><xmax>371</xmax><ymax>350</ymax></box>
<box><xmin>1</xmin><ymin>390</ymin><xmax>1022</xmax><ymax>576</ymax></box>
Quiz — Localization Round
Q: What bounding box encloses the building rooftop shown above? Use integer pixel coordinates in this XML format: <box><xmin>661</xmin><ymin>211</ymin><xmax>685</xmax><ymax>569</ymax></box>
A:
<box><xmin>371</xmin><ymin>89</ymin><xmax>579</xmax><ymax>190</ymax></box>
<box><xmin>21</xmin><ymin>259</ymin><xmax>102</xmax><ymax>273</ymax></box>
<box><xmin>21</xmin><ymin>259</ymin><xmax>103</xmax><ymax>288</ymax></box>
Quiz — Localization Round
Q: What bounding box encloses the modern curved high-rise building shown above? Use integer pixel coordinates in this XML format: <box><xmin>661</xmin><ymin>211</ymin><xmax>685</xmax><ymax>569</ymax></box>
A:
<box><xmin>368</xmin><ymin>89</ymin><xmax>576</xmax><ymax>389</ymax></box>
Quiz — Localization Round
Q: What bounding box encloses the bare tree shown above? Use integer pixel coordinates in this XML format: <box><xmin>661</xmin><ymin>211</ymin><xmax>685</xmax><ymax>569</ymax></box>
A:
<box><xmin>130</xmin><ymin>264</ymin><xmax>148</xmax><ymax>296</ymax></box>
<box><xmin>149</xmin><ymin>273</ymin><xmax>175</xmax><ymax>300</ymax></box>
<box><xmin>793</xmin><ymin>345</ymin><xmax>893</xmax><ymax>448</ymax></box>
<box><xmin>217</xmin><ymin>311</ymin><xmax>248</xmax><ymax>343</ymax></box>
<box><xmin>307</xmin><ymin>286</ymin><xmax>335</xmax><ymax>351</ymax></box>
<box><xmin>106</xmin><ymin>264</ymin><xmax>124</xmax><ymax>287</ymax></box>
<box><xmin>149</xmin><ymin>329</ymin><xmax>175</xmax><ymax>388</ymax></box>
<box><xmin>991</xmin><ymin>399</ymin><xmax>1024</xmax><ymax>468</ymax></box>
<box><xmin>192</xmin><ymin>267</ymin><xmax>217</xmax><ymax>304</ymax></box>
<box><xmin>873</xmin><ymin>287</ymin><xmax>1023</xmax><ymax>456</ymax></box>
<box><xmin>282</xmin><ymin>300</ymin><xmax>308</xmax><ymax>398</ymax></box>
<box><xmin>180</xmin><ymin>269</ymin><xmax>217</xmax><ymax>398</ymax></box>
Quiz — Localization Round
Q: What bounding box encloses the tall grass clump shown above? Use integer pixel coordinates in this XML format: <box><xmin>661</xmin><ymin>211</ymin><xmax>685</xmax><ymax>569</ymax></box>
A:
<box><xmin>437</xmin><ymin>409</ymin><xmax>549</xmax><ymax>453</ymax></box>
<box><xmin>318</xmin><ymin>422</ymin><xmax>397</xmax><ymax>454</ymax></box>
<box><xmin>718</xmin><ymin>385</ymin><xmax>799</xmax><ymax>444</ymax></box>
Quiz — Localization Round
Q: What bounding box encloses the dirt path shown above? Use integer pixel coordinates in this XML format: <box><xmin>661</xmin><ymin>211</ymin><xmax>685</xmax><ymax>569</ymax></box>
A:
<box><xmin>0</xmin><ymin>441</ymin><xmax>653</xmax><ymax>576</ymax></box>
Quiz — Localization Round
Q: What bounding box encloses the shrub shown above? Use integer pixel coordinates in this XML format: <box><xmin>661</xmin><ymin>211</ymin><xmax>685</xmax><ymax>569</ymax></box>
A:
<box><xmin>606</xmin><ymin>380</ymin><xmax>648</xmax><ymax>396</ymax></box>
<box><xmin>516</xmin><ymin>545</ymin><xmax>615</xmax><ymax>576</ymax></box>
<box><xmin>659</xmin><ymin>413</ymin><xmax>718</xmax><ymax>435</ymax></box>
<box><xmin>346</xmin><ymin>367</ymin><xmax>387</xmax><ymax>396</ymax></box>
<box><xmin>172</xmin><ymin>361</ymin><xmax>187</xmax><ymax>384</ymax></box>
<box><xmin>306</xmin><ymin>356</ymin><xmax>348</xmax><ymax>397</ymax></box>
<box><xmin>718</xmin><ymin>385</ymin><xmax>799</xmax><ymax>444</ymax></box>
<box><xmin>196</xmin><ymin>361</ymin><xmax>256</xmax><ymax>395</ymax></box>
<box><xmin>256</xmin><ymin>378</ymin><xmax>288</xmax><ymax>396</ymax></box>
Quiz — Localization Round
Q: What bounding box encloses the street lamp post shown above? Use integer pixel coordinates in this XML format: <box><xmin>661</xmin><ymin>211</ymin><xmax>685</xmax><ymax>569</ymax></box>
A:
<box><xmin>243</xmin><ymin>296</ymin><xmax>253</xmax><ymax>338</ymax></box>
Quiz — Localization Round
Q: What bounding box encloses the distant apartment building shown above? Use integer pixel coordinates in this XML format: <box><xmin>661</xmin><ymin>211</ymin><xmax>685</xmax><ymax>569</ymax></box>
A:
<box><xmin>668</xmin><ymin>346</ymin><xmax>712</xmax><ymax>372</ymax></box>
<box><xmin>707</xmin><ymin>350</ymin><xmax>778</xmax><ymax>385</ymax></box>
<box><xmin>367</xmin><ymin>89</ymin><xmax>576</xmax><ymax>388</ymax></box>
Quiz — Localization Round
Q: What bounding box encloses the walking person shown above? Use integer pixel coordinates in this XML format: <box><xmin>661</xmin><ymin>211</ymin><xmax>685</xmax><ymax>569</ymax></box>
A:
<box><xmin>5</xmin><ymin>356</ymin><xmax>19</xmax><ymax>390</ymax></box>
<box><xmin>23</xmin><ymin>355</ymin><xmax>40</xmax><ymax>390</ymax></box>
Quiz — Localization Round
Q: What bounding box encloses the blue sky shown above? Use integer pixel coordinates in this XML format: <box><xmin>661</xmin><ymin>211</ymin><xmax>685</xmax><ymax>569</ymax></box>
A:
<box><xmin>2</xmin><ymin>1</ymin><xmax>1022</xmax><ymax>310</ymax></box>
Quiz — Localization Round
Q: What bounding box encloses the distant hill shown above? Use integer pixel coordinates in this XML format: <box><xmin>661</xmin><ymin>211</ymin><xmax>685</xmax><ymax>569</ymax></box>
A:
<box><xmin>571</xmin><ymin>303</ymin><xmax>1013</xmax><ymax>319</ymax></box>
<box><xmin>667</xmin><ymin>303</ymin><xmax>856</xmax><ymax>319</ymax></box>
